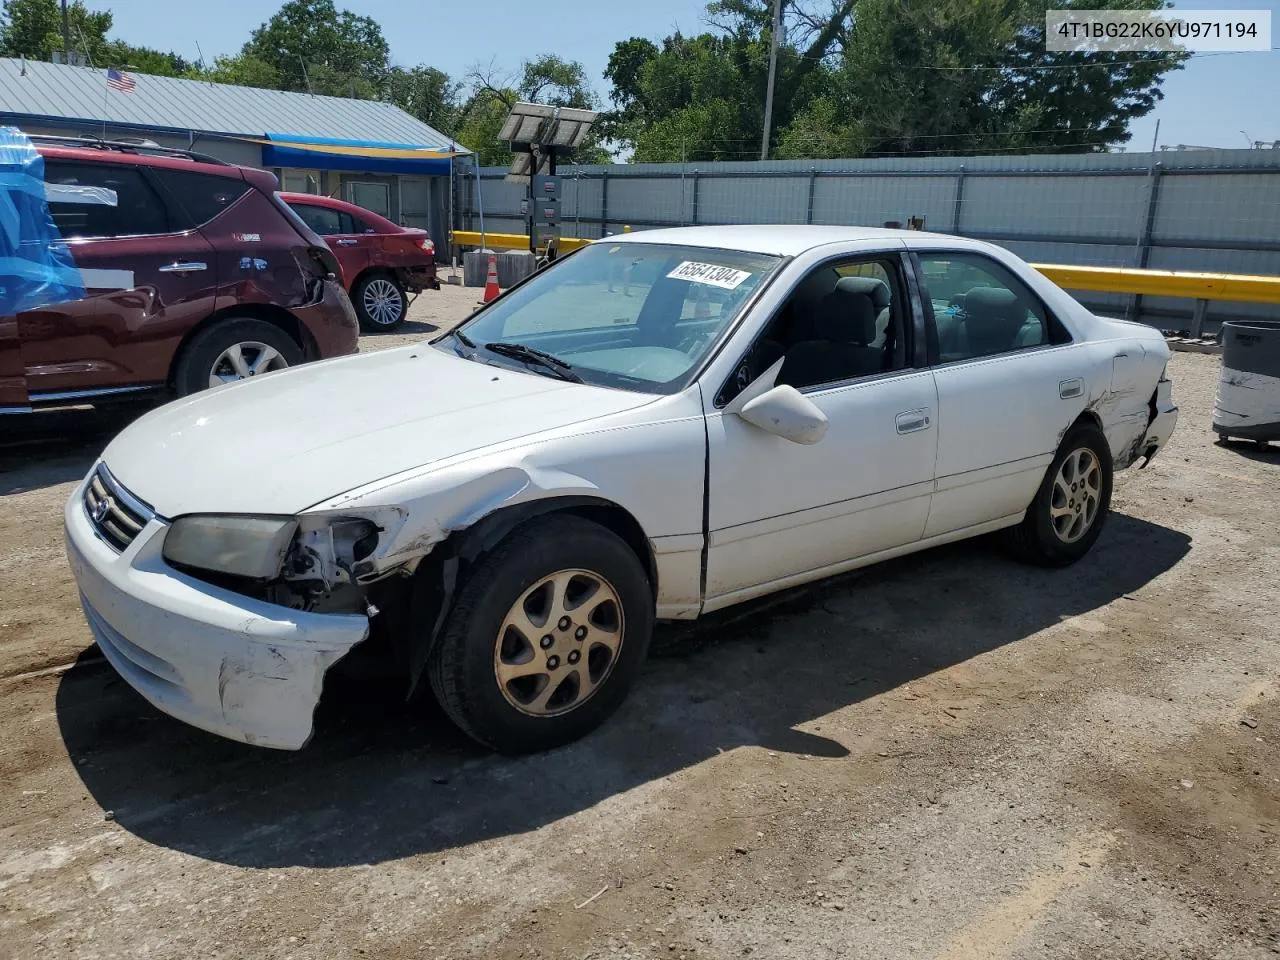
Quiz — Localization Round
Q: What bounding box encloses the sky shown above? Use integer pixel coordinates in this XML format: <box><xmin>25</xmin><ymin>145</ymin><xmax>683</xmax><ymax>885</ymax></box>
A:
<box><xmin>102</xmin><ymin>0</ymin><xmax>1280</xmax><ymax>151</ymax></box>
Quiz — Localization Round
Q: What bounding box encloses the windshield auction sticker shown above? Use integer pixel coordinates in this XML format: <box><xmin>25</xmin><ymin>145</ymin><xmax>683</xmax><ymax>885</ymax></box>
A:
<box><xmin>667</xmin><ymin>261</ymin><xmax>753</xmax><ymax>290</ymax></box>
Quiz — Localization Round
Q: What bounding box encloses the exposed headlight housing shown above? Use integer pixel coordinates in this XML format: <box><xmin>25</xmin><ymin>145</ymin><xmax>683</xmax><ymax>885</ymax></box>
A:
<box><xmin>163</xmin><ymin>515</ymin><xmax>299</xmax><ymax>580</ymax></box>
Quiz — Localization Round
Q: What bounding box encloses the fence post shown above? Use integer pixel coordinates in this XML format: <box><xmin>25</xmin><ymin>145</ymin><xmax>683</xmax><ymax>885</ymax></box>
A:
<box><xmin>1131</xmin><ymin>161</ymin><xmax>1164</xmax><ymax>323</ymax></box>
<box><xmin>952</xmin><ymin>165</ymin><xmax>966</xmax><ymax>235</ymax></box>
<box><xmin>691</xmin><ymin>170</ymin><xmax>700</xmax><ymax>225</ymax></box>
<box><xmin>600</xmin><ymin>169</ymin><xmax>610</xmax><ymax>237</ymax></box>
<box><xmin>1190</xmin><ymin>297</ymin><xmax>1210</xmax><ymax>338</ymax></box>
<box><xmin>806</xmin><ymin>168</ymin><xmax>817</xmax><ymax>224</ymax></box>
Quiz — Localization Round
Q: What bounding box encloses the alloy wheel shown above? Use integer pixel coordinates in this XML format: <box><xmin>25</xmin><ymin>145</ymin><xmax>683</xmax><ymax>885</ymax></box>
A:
<box><xmin>208</xmin><ymin>341</ymin><xmax>289</xmax><ymax>388</ymax></box>
<box><xmin>1050</xmin><ymin>447</ymin><xmax>1102</xmax><ymax>544</ymax></box>
<box><xmin>493</xmin><ymin>569</ymin><xmax>625</xmax><ymax>717</ymax></box>
<box><xmin>362</xmin><ymin>278</ymin><xmax>404</xmax><ymax>327</ymax></box>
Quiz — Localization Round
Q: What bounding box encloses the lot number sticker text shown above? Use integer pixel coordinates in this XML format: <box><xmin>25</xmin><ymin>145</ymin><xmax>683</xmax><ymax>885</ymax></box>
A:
<box><xmin>667</xmin><ymin>261</ymin><xmax>753</xmax><ymax>290</ymax></box>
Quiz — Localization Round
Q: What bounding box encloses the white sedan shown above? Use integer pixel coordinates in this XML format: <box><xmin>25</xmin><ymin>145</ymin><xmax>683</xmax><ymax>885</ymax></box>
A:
<box><xmin>65</xmin><ymin>226</ymin><xmax>1178</xmax><ymax>753</ymax></box>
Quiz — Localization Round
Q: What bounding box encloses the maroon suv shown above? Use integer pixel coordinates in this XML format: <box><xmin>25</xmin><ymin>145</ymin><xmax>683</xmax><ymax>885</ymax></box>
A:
<box><xmin>0</xmin><ymin>137</ymin><xmax>358</xmax><ymax>413</ymax></box>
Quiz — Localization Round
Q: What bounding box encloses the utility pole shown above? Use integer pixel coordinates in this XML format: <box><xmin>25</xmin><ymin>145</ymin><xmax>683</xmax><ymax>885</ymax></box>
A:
<box><xmin>760</xmin><ymin>0</ymin><xmax>783</xmax><ymax>160</ymax></box>
<box><xmin>61</xmin><ymin>0</ymin><xmax>71</xmax><ymax>61</ymax></box>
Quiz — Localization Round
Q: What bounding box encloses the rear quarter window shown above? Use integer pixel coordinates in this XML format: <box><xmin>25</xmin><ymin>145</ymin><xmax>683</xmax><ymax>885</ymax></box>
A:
<box><xmin>151</xmin><ymin>168</ymin><xmax>251</xmax><ymax>229</ymax></box>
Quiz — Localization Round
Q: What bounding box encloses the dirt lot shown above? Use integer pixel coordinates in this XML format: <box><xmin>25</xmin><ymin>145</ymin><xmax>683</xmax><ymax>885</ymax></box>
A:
<box><xmin>1</xmin><ymin>295</ymin><xmax>1277</xmax><ymax>959</ymax></box>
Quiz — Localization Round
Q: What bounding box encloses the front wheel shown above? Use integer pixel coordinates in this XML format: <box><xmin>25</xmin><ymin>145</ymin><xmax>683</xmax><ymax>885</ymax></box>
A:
<box><xmin>427</xmin><ymin>515</ymin><xmax>654</xmax><ymax>753</ymax></box>
<box><xmin>353</xmin><ymin>273</ymin><xmax>407</xmax><ymax>332</ymax></box>
<box><xmin>1007</xmin><ymin>420</ymin><xmax>1113</xmax><ymax>567</ymax></box>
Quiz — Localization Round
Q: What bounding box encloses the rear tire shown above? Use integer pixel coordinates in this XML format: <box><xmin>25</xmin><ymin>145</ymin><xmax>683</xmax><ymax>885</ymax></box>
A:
<box><xmin>1007</xmin><ymin>420</ymin><xmax>1113</xmax><ymax>567</ymax></box>
<box><xmin>427</xmin><ymin>515</ymin><xmax>654</xmax><ymax>753</ymax></box>
<box><xmin>173</xmin><ymin>319</ymin><xmax>303</xmax><ymax>397</ymax></box>
<box><xmin>353</xmin><ymin>273</ymin><xmax>407</xmax><ymax>332</ymax></box>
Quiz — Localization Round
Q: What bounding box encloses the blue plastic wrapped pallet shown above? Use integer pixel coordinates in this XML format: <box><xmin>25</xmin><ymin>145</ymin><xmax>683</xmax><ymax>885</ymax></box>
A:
<box><xmin>0</xmin><ymin>126</ymin><xmax>84</xmax><ymax>318</ymax></box>
<box><xmin>1213</xmin><ymin>320</ymin><xmax>1280</xmax><ymax>444</ymax></box>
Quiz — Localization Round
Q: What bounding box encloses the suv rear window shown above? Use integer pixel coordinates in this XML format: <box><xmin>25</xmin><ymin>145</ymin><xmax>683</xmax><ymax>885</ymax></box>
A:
<box><xmin>151</xmin><ymin>168</ymin><xmax>251</xmax><ymax>229</ymax></box>
<box><xmin>43</xmin><ymin>160</ymin><xmax>170</xmax><ymax>238</ymax></box>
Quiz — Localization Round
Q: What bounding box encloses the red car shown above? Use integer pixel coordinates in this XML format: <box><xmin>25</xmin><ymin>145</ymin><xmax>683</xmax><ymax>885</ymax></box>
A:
<box><xmin>0</xmin><ymin>134</ymin><xmax>358</xmax><ymax>413</ymax></box>
<box><xmin>281</xmin><ymin>193</ymin><xmax>438</xmax><ymax>332</ymax></box>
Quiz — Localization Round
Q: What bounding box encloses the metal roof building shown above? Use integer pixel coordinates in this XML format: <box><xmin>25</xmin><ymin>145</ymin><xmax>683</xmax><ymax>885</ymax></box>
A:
<box><xmin>0</xmin><ymin>57</ymin><xmax>469</xmax><ymax>245</ymax></box>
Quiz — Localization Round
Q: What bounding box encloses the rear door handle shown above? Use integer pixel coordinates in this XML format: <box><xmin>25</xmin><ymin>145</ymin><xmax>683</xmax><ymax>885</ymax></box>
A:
<box><xmin>896</xmin><ymin>408</ymin><xmax>932</xmax><ymax>435</ymax></box>
<box><xmin>1059</xmin><ymin>378</ymin><xmax>1084</xmax><ymax>399</ymax></box>
<box><xmin>334</xmin><ymin>239</ymin><xmax>359</xmax><ymax>246</ymax></box>
<box><xmin>158</xmin><ymin>261</ymin><xmax>206</xmax><ymax>274</ymax></box>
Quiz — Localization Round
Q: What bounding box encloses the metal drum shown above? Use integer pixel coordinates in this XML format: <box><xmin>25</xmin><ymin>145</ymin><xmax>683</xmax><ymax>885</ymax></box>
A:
<box><xmin>1214</xmin><ymin>320</ymin><xmax>1280</xmax><ymax>445</ymax></box>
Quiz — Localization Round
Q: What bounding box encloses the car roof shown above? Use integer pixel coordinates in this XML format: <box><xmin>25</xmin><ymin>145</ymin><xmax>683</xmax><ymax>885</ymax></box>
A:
<box><xmin>602</xmin><ymin>224</ymin><xmax>977</xmax><ymax>257</ymax></box>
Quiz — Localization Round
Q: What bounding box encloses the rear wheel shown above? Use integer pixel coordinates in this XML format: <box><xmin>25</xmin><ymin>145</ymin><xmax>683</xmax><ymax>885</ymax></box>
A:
<box><xmin>427</xmin><ymin>515</ymin><xmax>654</xmax><ymax>753</ymax></box>
<box><xmin>1007</xmin><ymin>421</ymin><xmax>1113</xmax><ymax>567</ymax></box>
<box><xmin>173</xmin><ymin>319</ymin><xmax>303</xmax><ymax>397</ymax></box>
<box><xmin>353</xmin><ymin>273</ymin><xmax>406</xmax><ymax>332</ymax></box>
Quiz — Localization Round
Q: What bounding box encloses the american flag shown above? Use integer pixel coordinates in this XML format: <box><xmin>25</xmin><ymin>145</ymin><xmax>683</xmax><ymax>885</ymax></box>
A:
<box><xmin>106</xmin><ymin>68</ymin><xmax>136</xmax><ymax>93</ymax></box>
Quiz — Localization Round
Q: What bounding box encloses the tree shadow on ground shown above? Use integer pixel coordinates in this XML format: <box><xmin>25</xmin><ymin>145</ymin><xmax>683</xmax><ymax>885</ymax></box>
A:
<box><xmin>56</xmin><ymin>512</ymin><xmax>1190</xmax><ymax>869</ymax></box>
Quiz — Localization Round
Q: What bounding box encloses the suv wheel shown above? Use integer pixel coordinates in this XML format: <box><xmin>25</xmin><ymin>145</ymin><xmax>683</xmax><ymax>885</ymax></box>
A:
<box><xmin>174</xmin><ymin>319</ymin><xmax>304</xmax><ymax>397</ymax></box>
<box><xmin>353</xmin><ymin>273</ymin><xmax>407</xmax><ymax>332</ymax></box>
<box><xmin>427</xmin><ymin>515</ymin><xmax>654</xmax><ymax>753</ymax></box>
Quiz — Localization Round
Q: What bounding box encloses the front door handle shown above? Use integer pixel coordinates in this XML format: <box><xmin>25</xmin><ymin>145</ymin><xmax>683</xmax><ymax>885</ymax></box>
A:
<box><xmin>896</xmin><ymin>408</ymin><xmax>932</xmax><ymax>435</ymax></box>
<box><xmin>334</xmin><ymin>239</ymin><xmax>359</xmax><ymax>246</ymax></box>
<box><xmin>1059</xmin><ymin>378</ymin><xmax>1085</xmax><ymax>399</ymax></box>
<box><xmin>158</xmin><ymin>261</ymin><xmax>206</xmax><ymax>274</ymax></box>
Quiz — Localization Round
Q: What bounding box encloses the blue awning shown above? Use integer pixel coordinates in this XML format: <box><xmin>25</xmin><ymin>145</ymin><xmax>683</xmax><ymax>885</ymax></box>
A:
<box><xmin>258</xmin><ymin>133</ymin><xmax>465</xmax><ymax>175</ymax></box>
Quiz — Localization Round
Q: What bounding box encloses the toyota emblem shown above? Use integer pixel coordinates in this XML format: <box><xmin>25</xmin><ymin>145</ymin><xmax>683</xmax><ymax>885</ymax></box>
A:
<box><xmin>92</xmin><ymin>496</ymin><xmax>112</xmax><ymax>524</ymax></box>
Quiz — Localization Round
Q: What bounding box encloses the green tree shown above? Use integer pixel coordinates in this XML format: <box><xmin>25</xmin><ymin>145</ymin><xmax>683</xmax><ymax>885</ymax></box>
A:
<box><xmin>384</xmin><ymin>64</ymin><xmax>461</xmax><ymax>132</ymax></box>
<box><xmin>606</xmin><ymin>0</ymin><xmax>1185</xmax><ymax>161</ymax></box>
<box><xmin>458</xmin><ymin>55</ymin><xmax>609</xmax><ymax>164</ymax></box>
<box><xmin>241</xmin><ymin>0</ymin><xmax>390</xmax><ymax>94</ymax></box>
<box><xmin>1</xmin><ymin>0</ymin><xmax>187</xmax><ymax>75</ymax></box>
<box><xmin>199</xmin><ymin>53</ymin><xmax>282</xmax><ymax>88</ymax></box>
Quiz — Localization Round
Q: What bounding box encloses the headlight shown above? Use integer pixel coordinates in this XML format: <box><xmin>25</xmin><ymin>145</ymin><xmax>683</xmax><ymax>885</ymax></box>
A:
<box><xmin>163</xmin><ymin>515</ymin><xmax>298</xmax><ymax>579</ymax></box>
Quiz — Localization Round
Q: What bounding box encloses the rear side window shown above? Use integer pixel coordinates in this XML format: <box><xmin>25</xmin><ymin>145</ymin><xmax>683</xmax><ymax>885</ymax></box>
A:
<box><xmin>151</xmin><ymin>168</ymin><xmax>250</xmax><ymax>229</ymax></box>
<box><xmin>43</xmin><ymin>160</ymin><xmax>170</xmax><ymax>238</ymax></box>
<box><xmin>289</xmin><ymin>203</ymin><xmax>359</xmax><ymax>236</ymax></box>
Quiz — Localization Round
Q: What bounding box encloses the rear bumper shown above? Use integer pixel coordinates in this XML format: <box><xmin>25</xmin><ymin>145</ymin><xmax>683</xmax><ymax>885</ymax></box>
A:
<box><xmin>64</xmin><ymin>473</ymin><xmax>368</xmax><ymax>749</ymax></box>
<box><xmin>398</xmin><ymin>263</ymin><xmax>439</xmax><ymax>292</ymax></box>
<box><xmin>1138</xmin><ymin>377</ymin><xmax>1178</xmax><ymax>466</ymax></box>
<box><xmin>296</xmin><ymin>278</ymin><xmax>359</xmax><ymax>359</ymax></box>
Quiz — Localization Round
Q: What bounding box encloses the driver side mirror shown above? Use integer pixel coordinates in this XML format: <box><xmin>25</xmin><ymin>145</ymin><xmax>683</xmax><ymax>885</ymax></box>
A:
<box><xmin>735</xmin><ymin>384</ymin><xmax>829</xmax><ymax>445</ymax></box>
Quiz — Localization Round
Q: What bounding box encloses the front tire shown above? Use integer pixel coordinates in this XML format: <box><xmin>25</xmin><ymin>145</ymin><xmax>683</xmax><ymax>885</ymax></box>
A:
<box><xmin>1008</xmin><ymin>420</ymin><xmax>1113</xmax><ymax>567</ymax></box>
<box><xmin>427</xmin><ymin>515</ymin><xmax>654</xmax><ymax>753</ymax></box>
<box><xmin>353</xmin><ymin>273</ymin><xmax>407</xmax><ymax>332</ymax></box>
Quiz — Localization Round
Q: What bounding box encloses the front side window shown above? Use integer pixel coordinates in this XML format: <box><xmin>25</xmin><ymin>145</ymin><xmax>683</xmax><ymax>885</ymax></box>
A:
<box><xmin>443</xmin><ymin>242</ymin><xmax>781</xmax><ymax>393</ymax></box>
<box><xmin>721</xmin><ymin>255</ymin><xmax>910</xmax><ymax>402</ymax></box>
<box><xmin>916</xmin><ymin>253</ymin><xmax>1064</xmax><ymax>362</ymax></box>
<box><xmin>43</xmin><ymin>161</ymin><xmax>169</xmax><ymax>239</ymax></box>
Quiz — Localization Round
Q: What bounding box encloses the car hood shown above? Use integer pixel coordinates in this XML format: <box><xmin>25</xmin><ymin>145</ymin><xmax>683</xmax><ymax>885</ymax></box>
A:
<box><xmin>103</xmin><ymin>345</ymin><xmax>657</xmax><ymax>517</ymax></box>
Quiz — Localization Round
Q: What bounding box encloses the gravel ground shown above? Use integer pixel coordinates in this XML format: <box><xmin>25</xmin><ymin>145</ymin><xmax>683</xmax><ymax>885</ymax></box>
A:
<box><xmin>0</xmin><ymin>301</ymin><xmax>1277</xmax><ymax>960</ymax></box>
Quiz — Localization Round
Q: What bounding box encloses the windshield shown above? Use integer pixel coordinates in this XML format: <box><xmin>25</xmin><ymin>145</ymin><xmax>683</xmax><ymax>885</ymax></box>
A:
<box><xmin>443</xmin><ymin>242</ymin><xmax>782</xmax><ymax>393</ymax></box>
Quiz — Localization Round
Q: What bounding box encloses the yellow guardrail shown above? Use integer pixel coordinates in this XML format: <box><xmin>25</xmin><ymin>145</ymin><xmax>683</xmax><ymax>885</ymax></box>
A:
<box><xmin>1032</xmin><ymin>263</ymin><xmax>1280</xmax><ymax>306</ymax></box>
<box><xmin>449</xmin><ymin>230</ymin><xmax>593</xmax><ymax>252</ymax></box>
<box><xmin>448</xmin><ymin>230</ymin><xmax>1278</xmax><ymax>336</ymax></box>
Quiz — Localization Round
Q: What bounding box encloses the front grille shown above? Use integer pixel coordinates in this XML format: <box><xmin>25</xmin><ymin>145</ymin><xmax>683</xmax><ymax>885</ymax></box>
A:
<box><xmin>83</xmin><ymin>464</ymin><xmax>154</xmax><ymax>552</ymax></box>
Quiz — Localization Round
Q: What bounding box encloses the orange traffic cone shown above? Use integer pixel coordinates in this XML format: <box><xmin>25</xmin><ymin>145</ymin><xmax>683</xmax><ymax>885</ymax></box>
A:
<box><xmin>482</xmin><ymin>253</ymin><xmax>500</xmax><ymax>303</ymax></box>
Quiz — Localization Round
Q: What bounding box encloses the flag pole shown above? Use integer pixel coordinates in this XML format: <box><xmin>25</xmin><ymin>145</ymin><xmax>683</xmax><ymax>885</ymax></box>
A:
<box><xmin>101</xmin><ymin>70</ymin><xmax>108</xmax><ymax>140</ymax></box>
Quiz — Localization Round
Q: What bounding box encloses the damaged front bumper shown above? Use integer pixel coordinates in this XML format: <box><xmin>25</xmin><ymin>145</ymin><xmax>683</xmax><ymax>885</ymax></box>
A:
<box><xmin>1137</xmin><ymin>376</ymin><xmax>1179</xmax><ymax>467</ymax></box>
<box><xmin>64</xmin><ymin>483</ymin><xmax>369</xmax><ymax>750</ymax></box>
